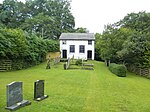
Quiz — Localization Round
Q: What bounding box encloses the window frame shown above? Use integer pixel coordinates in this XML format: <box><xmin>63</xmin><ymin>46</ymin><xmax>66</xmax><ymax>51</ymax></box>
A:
<box><xmin>70</xmin><ymin>45</ymin><xmax>75</xmax><ymax>53</ymax></box>
<box><xmin>88</xmin><ymin>40</ymin><xmax>92</xmax><ymax>45</ymax></box>
<box><xmin>79</xmin><ymin>45</ymin><xmax>85</xmax><ymax>53</ymax></box>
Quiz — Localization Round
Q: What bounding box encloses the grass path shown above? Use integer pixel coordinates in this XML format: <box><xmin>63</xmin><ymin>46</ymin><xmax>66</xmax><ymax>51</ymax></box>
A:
<box><xmin>0</xmin><ymin>61</ymin><xmax>150</xmax><ymax>112</ymax></box>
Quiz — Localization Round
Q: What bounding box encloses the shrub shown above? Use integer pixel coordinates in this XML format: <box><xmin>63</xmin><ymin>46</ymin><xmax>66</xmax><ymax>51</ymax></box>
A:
<box><xmin>75</xmin><ymin>59</ymin><xmax>82</xmax><ymax>66</ymax></box>
<box><xmin>0</xmin><ymin>28</ymin><xmax>59</xmax><ymax>70</ymax></box>
<box><xmin>109</xmin><ymin>63</ymin><xmax>127</xmax><ymax>77</ymax></box>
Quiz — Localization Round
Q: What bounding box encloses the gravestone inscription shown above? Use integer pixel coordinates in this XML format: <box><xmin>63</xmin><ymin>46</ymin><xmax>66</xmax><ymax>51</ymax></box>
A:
<box><xmin>34</xmin><ymin>80</ymin><xmax>48</xmax><ymax>101</ymax></box>
<box><xmin>5</xmin><ymin>81</ymin><xmax>31</xmax><ymax>111</ymax></box>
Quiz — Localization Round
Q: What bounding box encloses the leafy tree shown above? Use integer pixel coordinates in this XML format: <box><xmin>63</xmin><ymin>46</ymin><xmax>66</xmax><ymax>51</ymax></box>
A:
<box><xmin>0</xmin><ymin>0</ymin><xmax>75</xmax><ymax>39</ymax></box>
<box><xmin>21</xmin><ymin>13</ymin><xmax>57</xmax><ymax>39</ymax></box>
<box><xmin>119</xmin><ymin>11</ymin><xmax>150</xmax><ymax>33</ymax></box>
<box><xmin>95</xmin><ymin>33</ymin><xmax>102</xmax><ymax>61</ymax></box>
<box><xmin>143</xmin><ymin>42</ymin><xmax>150</xmax><ymax>67</ymax></box>
<box><xmin>0</xmin><ymin>0</ymin><xmax>27</xmax><ymax>28</ymax></box>
<box><xmin>0</xmin><ymin>28</ymin><xmax>28</xmax><ymax>59</ymax></box>
<box><xmin>96</xmin><ymin>25</ymin><xmax>131</xmax><ymax>62</ymax></box>
<box><xmin>117</xmin><ymin>12</ymin><xmax>150</xmax><ymax>67</ymax></box>
<box><xmin>75</xmin><ymin>27</ymin><xmax>89</xmax><ymax>33</ymax></box>
<box><xmin>24</xmin><ymin>0</ymin><xmax>75</xmax><ymax>39</ymax></box>
<box><xmin>97</xmin><ymin>12</ymin><xmax>150</xmax><ymax>67</ymax></box>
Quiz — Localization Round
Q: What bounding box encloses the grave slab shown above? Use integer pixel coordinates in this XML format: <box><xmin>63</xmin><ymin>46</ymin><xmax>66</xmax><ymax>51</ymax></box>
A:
<box><xmin>5</xmin><ymin>81</ymin><xmax>31</xmax><ymax>111</ymax></box>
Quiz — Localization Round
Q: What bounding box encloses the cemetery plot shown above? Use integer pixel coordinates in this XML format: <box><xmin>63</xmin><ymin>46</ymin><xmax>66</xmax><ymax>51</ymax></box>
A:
<box><xmin>64</xmin><ymin>58</ymin><xmax>94</xmax><ymax>70</ymax></box>
<box><xmin>5</xmin><ymin>82</ymin><xmax>31</xmax><ymax>111</ymax></box>
<box><xmin>82</xmin><ymin>63</ymin><xmax>94</xmax><ymax>70</ymax></box>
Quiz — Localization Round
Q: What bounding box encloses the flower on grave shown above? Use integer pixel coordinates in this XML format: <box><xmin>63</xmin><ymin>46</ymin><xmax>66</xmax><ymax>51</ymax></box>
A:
<box><xmin>17</xmin><ymin>102</ymin><xmax>21</xmax><ymax>106</ymax></box>
<box><xmin>37</xmin><ymin>98</ymin><xmax>41</xmax><ymax>100</ymax></box>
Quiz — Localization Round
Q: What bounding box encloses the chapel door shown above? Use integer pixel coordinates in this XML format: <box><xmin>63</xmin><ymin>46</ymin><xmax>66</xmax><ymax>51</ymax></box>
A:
<box><xmin>87</xmin><ymin>50</ymin><xmax>92</xmax><ymax>60</ymax></box>
<box><xmin>62</xmin><ymin>50</ymin><xmax>67</xmax><ymax>58</ymax></box>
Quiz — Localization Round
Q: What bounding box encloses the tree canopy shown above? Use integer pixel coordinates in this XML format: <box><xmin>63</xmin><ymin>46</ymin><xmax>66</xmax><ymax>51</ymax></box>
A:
<box><xmin>96</xmin><ymin>12</ymin><xmax>150</xmax><ymax>68</ymax></box>
<box><xmin>0</xmin><ymin>0</ymin><xmax>75</xmax><ymax>39</ymax></box>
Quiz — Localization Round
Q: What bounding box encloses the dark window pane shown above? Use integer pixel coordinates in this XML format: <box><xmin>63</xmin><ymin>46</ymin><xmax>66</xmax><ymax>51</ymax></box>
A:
<box><xmin>70</xmin><ymin>45</ymin><xmax>75</xmax><ymax>53</ymax></box>
<box><xmin>88</xmin><ymin>40</ymin><xmax>92</xmax><ymax>45</ymax></box>
<box><xmin>79</xmin><ymin>45</ymin><xmax>85</xmax><ymax>53</ymax></box>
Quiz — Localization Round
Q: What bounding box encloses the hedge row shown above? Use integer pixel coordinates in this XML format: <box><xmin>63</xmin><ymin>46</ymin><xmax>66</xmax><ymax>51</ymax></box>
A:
<box><xmin>0</xmin><ymin>28</ymin><xmax>59</xmax><ymax>70</ymax></box>
<box><xmin>109</xmin><ymin>63</ymin><xmax>127</xmax><ymax>77</ymax></box>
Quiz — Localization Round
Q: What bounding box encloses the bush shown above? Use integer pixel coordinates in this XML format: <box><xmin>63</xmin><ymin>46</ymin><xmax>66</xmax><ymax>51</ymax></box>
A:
<box><xmin>109</xmin><ymin>63</ymin><xmax>127</xmax><ymax>77</ymax></box>
<box><xmin>75</xmin><ymin>59</ymin><xmax>82</xmax><ymax>66</ymax></box>
<box><xmin>0</xmin><ymin>28</ymin><xmax>59</xmax><ymax>70</ymax></box>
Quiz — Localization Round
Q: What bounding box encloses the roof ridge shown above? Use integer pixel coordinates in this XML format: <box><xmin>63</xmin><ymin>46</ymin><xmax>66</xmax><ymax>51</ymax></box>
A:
<box><xmin>59</xmin><ymin>33</ymin><xmax>95</xmax><ymax>40</ymax></box>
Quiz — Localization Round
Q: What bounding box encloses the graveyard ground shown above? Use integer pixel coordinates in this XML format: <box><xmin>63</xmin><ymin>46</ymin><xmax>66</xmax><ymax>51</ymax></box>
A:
<box><xmin>0</xmin><ymin>61</ymin><xmax>150</xmax><ymax>112</ymax></box>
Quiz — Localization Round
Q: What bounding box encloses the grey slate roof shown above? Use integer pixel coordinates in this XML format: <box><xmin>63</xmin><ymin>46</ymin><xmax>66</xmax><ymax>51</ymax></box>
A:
<box><xmin>59</xmin><ymin>33</ymin><xmax>95</xmax><ymax>40</ymax></box>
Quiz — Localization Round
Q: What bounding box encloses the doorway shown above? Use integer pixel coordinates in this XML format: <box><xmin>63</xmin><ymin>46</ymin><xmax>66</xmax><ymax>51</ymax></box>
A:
<box><xmin>62</xmin><ymin>50</ymin><xmax>67</xmax><ymax>58</ymax></box>
<box><xmin>87</xmin><ymin>50</ymin><xmax>92</xmax><ymax>60</ymax></box>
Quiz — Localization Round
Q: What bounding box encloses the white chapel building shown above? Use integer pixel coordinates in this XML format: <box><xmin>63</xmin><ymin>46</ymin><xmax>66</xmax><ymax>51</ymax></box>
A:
<box><xmin>59</xmin><ymin>33</ymin><xmax>95</xmax><ymax>60</ymax></box>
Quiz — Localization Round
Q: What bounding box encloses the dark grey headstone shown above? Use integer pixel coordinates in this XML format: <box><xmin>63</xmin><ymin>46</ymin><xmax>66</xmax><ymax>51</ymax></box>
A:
<box><xmin>34</xmin><ymin>80</ymin><xmax>48</xmax><ymax>101</ymax></box>
<box><xmin>5</xmin><ymin>82</ymin><xmax>31</xmax><ymax>111</ymax></box>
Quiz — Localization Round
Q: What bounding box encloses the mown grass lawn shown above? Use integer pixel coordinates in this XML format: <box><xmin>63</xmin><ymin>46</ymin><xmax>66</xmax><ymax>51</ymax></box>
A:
<box><xmin>0</xmin><ymin>61</ymin><xmax>150</xmax><ymax>112</ymax></box>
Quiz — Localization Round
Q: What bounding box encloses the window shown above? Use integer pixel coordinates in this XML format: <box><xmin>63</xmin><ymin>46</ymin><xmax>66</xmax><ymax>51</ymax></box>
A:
<box><xmin>88</xmin><ymin>40</ymin><xmax>92</xmax><ymax>45</ymax></box>
<box><xmin>79</xmin><ymin>45</ymin><xmax>85</xmax><ymax>53</ymax></box>
<box><xmin>70</xmin><ymin>45</ymin><xmax>75</xmax><ymax>53</ymax></box>
<box><xmin>62</xmin><ymin>41</ymin><xmax>66</xmax><ymax>45</ymax></box>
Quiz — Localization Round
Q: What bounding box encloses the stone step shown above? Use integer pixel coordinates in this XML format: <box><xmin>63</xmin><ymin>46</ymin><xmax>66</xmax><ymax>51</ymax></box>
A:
<box><xmin>83</xmin><ymin>64</ymin><xmax>94</xmax><ymax>67</ymax></box>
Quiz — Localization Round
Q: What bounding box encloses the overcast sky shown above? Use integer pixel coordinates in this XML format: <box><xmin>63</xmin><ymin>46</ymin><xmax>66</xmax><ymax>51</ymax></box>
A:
<box><xmin>71</xmin><ymin>0</ymin><xmax>150</xmax><ymax>33</ymax></box>
<box><xmin>1</xmin><ymin>0</ymin><xmax>150</xmax><ymax>33</ymax></box>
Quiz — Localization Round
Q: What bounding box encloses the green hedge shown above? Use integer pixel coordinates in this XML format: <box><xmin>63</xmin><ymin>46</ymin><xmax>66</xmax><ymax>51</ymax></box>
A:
<box><xmin>0</xmin><ymin>28</ymin><xmax>59</xmax><ymax>70</ymax></box>
<box><xmin>109</xmin><ymin>63</ymin><xmax>127</xmax><ymax>77</ymax></box>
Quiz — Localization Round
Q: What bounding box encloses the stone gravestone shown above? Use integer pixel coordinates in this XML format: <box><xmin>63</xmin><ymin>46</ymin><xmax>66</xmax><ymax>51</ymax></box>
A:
<box><xmin>34</xmin><ymin>80</ymin><xmax>48</xmax><ymax>101</ymax></box>
<box><xmin>46</xmin><ymin>57</ymin><xmax>51</xmax><ymax>69</ymax></box>
<box><xmin>5</xmin><ymin>81</ymin><xmax>31</xmax><ymax>111</ymax></box>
